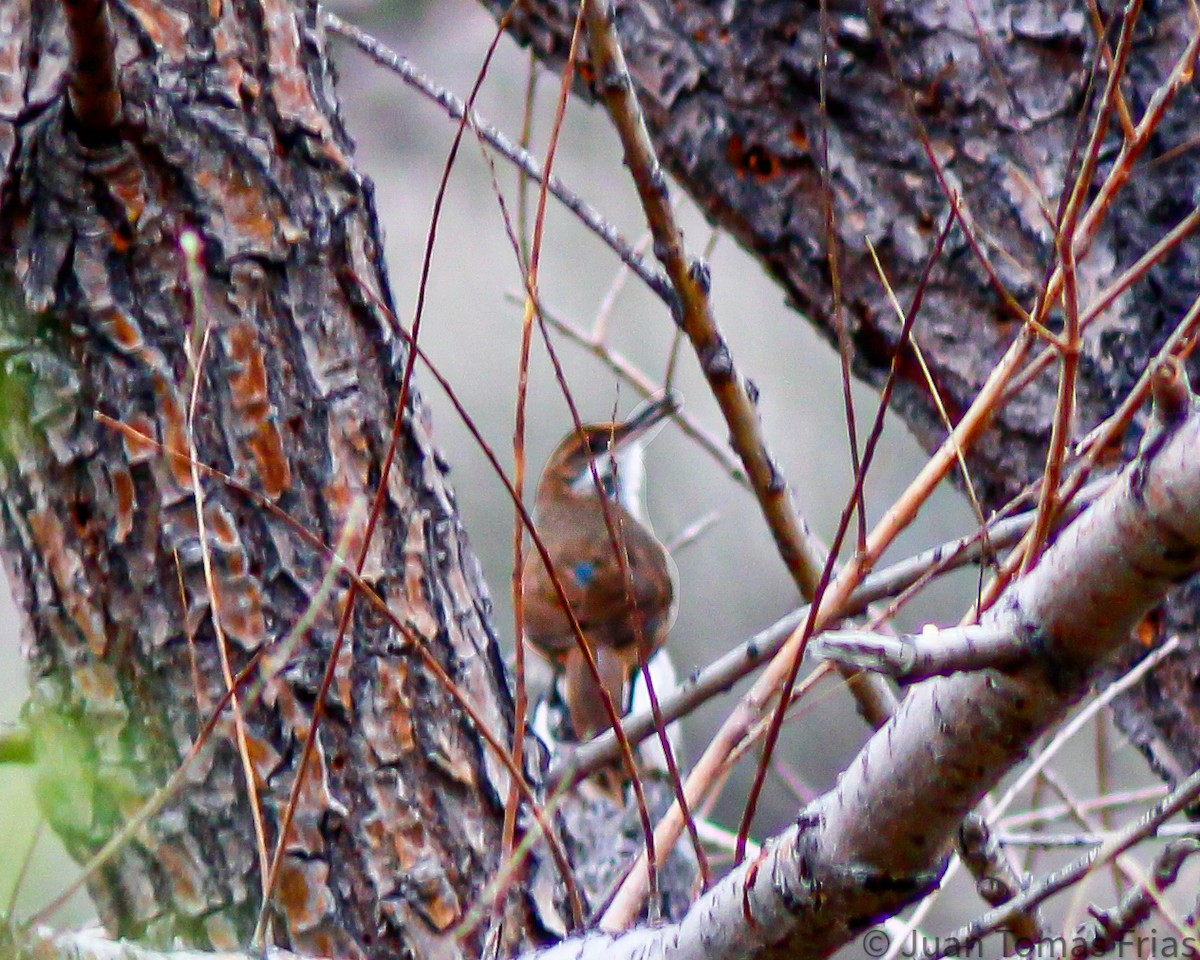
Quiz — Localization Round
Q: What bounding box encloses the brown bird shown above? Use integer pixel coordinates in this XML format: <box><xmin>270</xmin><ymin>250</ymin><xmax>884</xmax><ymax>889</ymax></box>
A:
<box><xmin>522</xmin><ymin>395</ymin><xmax>678</xmax><ymax>742</ymax></box>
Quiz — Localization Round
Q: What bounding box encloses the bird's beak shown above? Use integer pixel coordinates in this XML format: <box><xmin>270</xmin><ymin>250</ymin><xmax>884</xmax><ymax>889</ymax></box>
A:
<box><xmin>607</xmin><ymin>392</ymin><xmax>679</xmax><ymax>451</ymax></box>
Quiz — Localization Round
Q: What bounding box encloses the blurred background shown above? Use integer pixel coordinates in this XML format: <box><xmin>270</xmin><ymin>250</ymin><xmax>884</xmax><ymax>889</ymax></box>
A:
<box><xmin>3</xmin><ymin>0</ymin><xmax>1167</xmax><ymax>951</ymax></box>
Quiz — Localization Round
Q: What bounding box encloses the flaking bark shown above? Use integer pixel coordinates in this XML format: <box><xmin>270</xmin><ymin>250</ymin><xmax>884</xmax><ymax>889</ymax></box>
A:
<box><xmin>0</xmin><ymin>2</ymin><xmax>545</xmax><ymax>956</ymax></box>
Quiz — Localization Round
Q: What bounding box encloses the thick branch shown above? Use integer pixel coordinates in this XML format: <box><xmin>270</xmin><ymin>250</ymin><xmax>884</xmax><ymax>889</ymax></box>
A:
<box><xmin>813</xmin><ymin>623</ymin><xmax>1028</xmax><ymax>680</ymax></box>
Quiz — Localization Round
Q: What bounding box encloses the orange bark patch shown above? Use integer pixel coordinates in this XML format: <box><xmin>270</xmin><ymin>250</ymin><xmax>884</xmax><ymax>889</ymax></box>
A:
<box><xmin>153</xmin><ymin>377</ymin><xmax>192</xmax><ymax>489</ymax></box>
<box><xmin>727</xmin><ymin>132</ymin><xmax>811</xmax><ymax>181</ymax></box>
<box><xmin>120</xmin><ymin>412</ymin><xmax>159</xmax><ymax>464</ymax></box>
<box><xmin>195</xmin><ymin>165</ymin><xmax>277</xmax><ymax>247</ymax></box>
<box><xmin>227</xmin><ymin>323</ymin><xmax>292</xmax><ymax>499</ymax></box>
<box><xmin>248</xmin><ymin>421</ymin><xmax>291</xmax><ymax>500</ymax></box>
<box><xmin>104</xmin><ymin>159</ymin><xmax>149</xmax><ymax>227</ymax></box>
<box><xmin>228</xmin><ymin>324</ymin><xmax>269</xmax><ymax>416</ymax></box>
<box><xmin>121</xmin><ymin>0</ymin><xmax>189</xmax><ymax>55</ymax></box>
<box><xmin>243</xmin><ymin>732</ymin><xmax>283</xmax><ymax>788</ymax></box>
<box><xmin>107</xmin><ymin>311</ymin><xmax>144</xmax><ymax>352</ymax></box>
<box><xmin>415</xmin><ymin>874</ymin><xmax>460</xmax><ymax>932</ymax></box>
<box><xmin>366</xmin><ymin>659</ymin><xmax>416</xmax><ymax>760</ymax></box>
<box><xmin>206</xmin><ymin>503</ymin><xmax>238</xmax><ymax>551</ymax></box>
<box><xmin>260</xmin><ymin>0</ymin><xmax>338</xmax><ymax>157</ymax></box>
<box><xmin>111</xmin><ymin>467</ymin><xmax>136</xmax><ymax>542</ymax></box>
<box><xmin>277</xmin><ymin>856</ymin><xmax>335</xmax><ymax>933</ymax></box>
<box><xmin>28</xmin><ymin>509</ymin><xmax>108</xmax><ymax>655</ymax></box>
<box><xmin>213</xmin><ymin>574</ymin><xmax>266</xmax><ymax>649</ymax></box>
<box><xmin>727</xmin><ymin>133</ymin><xmax>780</xmax><ymax>179</ymax></box>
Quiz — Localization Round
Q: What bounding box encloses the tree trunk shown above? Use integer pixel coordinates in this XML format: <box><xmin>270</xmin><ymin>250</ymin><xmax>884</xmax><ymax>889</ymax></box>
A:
<box><xmin>486</xmin><ymin>0</ymin><xmax>1200</xmax><ymax>781</ymax></box>
<box><xmin>0</xmin><ymin>2</ymin><xmax>543</xmax><ymax>956</ymax></box>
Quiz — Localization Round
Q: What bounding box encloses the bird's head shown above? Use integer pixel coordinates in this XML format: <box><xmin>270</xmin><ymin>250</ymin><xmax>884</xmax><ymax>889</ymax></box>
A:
<box><xmin>537</xmin><ymin>393</ymin><xmax>678</xmax><ymax>519</ymax></box>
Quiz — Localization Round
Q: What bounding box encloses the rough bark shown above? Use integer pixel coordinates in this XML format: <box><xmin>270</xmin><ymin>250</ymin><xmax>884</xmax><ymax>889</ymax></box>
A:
<box><xmin>0</xmin><ymin>2</ymin><xmax>542</xmax><ymax>956</ymax></box>
<box><xmin>485</xmin><ymin>0</ymin><xmax>1200</xmax><ymax>781</ymax></box>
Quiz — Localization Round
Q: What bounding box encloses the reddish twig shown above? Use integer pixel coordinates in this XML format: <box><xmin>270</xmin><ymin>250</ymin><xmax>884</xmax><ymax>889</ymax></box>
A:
<box><xmin>61</xmin><ymin>0</ymin><xmax>121</xmax><ymax>141</ymax></box>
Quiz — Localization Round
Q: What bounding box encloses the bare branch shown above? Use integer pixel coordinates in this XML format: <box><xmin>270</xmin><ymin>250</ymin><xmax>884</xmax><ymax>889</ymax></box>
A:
<box><xmin>321</xmin><ymin>10</ymin><xmax>672</xmax><ymax>306</ymax></box>
<box><xmin>997</xmin><ymin>824</ymin><xmax>1200</xmax><ymax>849</ymax></box>
<box><xmin>555</xmin><ymin>478</ymin><xmax>1107</xmax><ymax>785</ymax></box>
<box><xmin>1075</xmin><ymin>838</ymin><xmax>1200</xmax><ymax>956</ymax></box>
<box><xmin>813</xmin><ymin>624</ymin><xmax>1028</xmax><ymax>680</ymax></box>
<box><xmin>579</xmin><ymin>0</ymin><xmax>827</xmax><ymax>601</ymax></box>
<box><xmin>940</xmin><ymin>773</ymin><xmax>1200</xmax><ymax>957</ymax></box>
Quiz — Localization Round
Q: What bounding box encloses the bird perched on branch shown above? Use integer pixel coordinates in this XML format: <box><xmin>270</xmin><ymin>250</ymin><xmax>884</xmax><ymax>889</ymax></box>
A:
<box><xmin>522</xmin><ymin>394</ymin><xmax>679</xmax><ymax>744</ymax></box>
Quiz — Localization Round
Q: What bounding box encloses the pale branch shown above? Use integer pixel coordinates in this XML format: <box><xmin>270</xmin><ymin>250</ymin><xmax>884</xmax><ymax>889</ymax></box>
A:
<box><xmin>938</xmin><ymin>767</ymin><xmax>1200</xmax><ymax>958</ymax></box>
<box><xmin>553</xmin><ymin>478</ymin><xmax>1107</xmax><ymax>785</ymax></box>
<box><xmin>996</xmin><ymin>823</ymin><xmax>1200</xmax><ymax>849</ymax></box>
<box><xmin>812</xmin><ymin>624</ymin><xmax>1028</xmax><ymax>680</ymax></box>
<box><xmin>1075</xmin><ymin>838</ymin><xmax>1200</xmax><ymax>955</ymax></box>
<box><xmin>998</xmin><ymin>786</ymin><xmax>1168</xmax><ymax>832</ymax></box>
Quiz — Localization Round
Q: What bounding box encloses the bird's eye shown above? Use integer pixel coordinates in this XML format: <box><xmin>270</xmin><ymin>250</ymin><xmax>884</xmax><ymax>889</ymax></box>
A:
<box><xmin>588</xmin><ymin>435</ymin><xmax>611</xmax><ymax>455</ymax></box>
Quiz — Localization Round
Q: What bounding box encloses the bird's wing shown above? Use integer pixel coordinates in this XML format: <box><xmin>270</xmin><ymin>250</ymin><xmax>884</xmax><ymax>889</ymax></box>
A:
<box><xmin>521</xmin><ymin>514</ymin><xmax>674</xmax><ymax>657</ymax></box>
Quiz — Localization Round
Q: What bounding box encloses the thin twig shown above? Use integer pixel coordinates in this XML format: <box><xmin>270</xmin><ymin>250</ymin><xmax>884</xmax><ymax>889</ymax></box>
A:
<box><xmin>503</xmin><ymin>3</ymin><xmax>583</xmax><ymax>921</ymax></box>
<box><xmin>579</xmin><ymin>0</ymin><xmax>827</xmax><ymax>601</ymax></box>
<box><xmin>999</xmin><ymin>786</ymin><xmax>1168</xmax><ymax>832</ymax></box>
<box><xmin>997</xmin><ymin>823</ymin><xmax>1200</xmax><ymax>849</ymax></box>
<box><xmin>1075</xmin><ymin>838</ymin><xmax>1200</xmax><ymax>956</ymax></box>
<box><xmin>321</xmin><ymin>9</ymin><xmax>672</xmax><ymax>306</ymax></box>
<box><xmin>518</xmin><ymin>293</ymin><xmax>746</xmax><ymax>483</ymax></box>
<box><xmin>553</xmin><ymin>477</ymin><xmax>1105</xmax><ymax>786</ymax></box>
<box><xmin>937</xmin><ymin>765</ymin><xmax>1200</xmax><ymax>957</ymax></box>
<box><xmin>816</xmin><ymin>0</ymin><xmax>866</xmax><ymax>551</ymax></box>
<box><xmin>989</xmin><ymin>638</ymin><xmax>1183</xmax><ymax>827</ymax></box>
<box><xmin>179</xmin><ymin>231</ymin><xmax>273</xmax><ymax>912</ymax></box>
<box><xmin>733</xmin><ymin>215</ymin><xmax>957</xmax><ymax>862</ymax></box>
